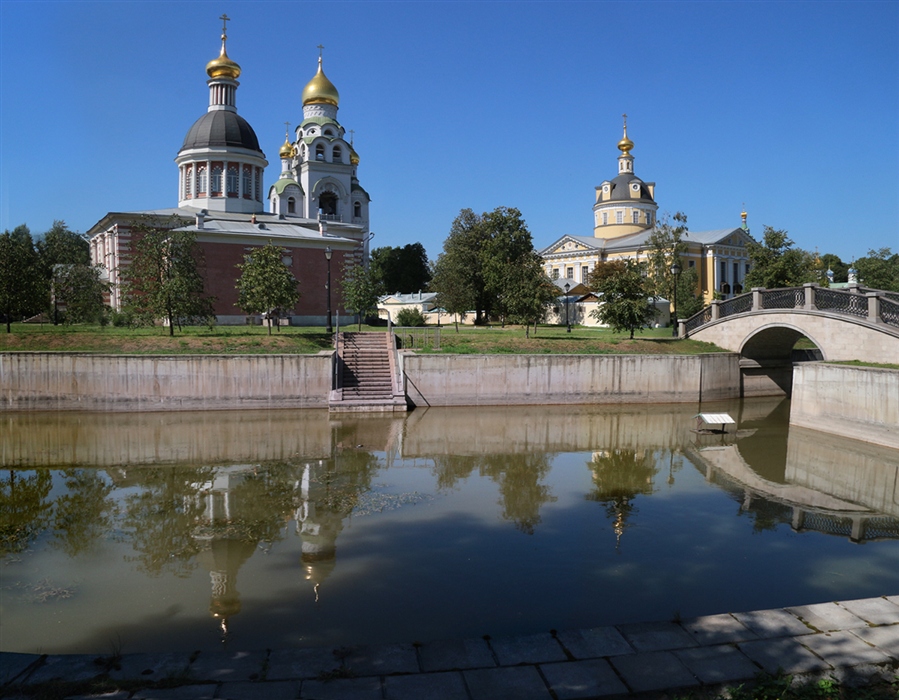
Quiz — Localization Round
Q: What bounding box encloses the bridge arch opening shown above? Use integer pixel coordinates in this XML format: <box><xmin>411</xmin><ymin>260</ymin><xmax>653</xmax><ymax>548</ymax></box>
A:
<box><xmin>739</xmin><ymin>323</ymin><xmax>823</xmax><ymax>397</ymax></box>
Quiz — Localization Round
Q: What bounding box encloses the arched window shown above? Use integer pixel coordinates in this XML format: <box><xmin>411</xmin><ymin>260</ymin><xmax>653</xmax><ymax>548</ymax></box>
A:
<box><xmin>197</xmin><ymin>166</ymin><xmax>207</xmax><ymax>196</ymax></box>
<box><xmin>183</xmin><ymin>166</ymin><xmax>192</xmax><ymax>199</ymax></box>
<box><xmin>324</xmin><ymin>129</ymin><xmax>334</xmax><ymax>137</ymax></box>
<box><xmin>332</xmin><ymin>146</ymin><xmax>342</xmax><ymax>162</ymax></box>
<box><xmin>241</xmin><ymin>166</ymin><xmax>251</xmax><ymax>199</ymax></box>
<box><xmin>315</xmin><ymin>144</ymin><xmax>325</xmax><ymax>161</ymax></box>
<box><xmin>319</xmin><ymin>191</ymin><xmax>338</xmax><ymax>217</ymax></box>
<box><xmin>287</xmin><ymin>197</ymin><xmax>296</xmax><ymax>214</ymax></box>
<box><xmin>354</xmin><ymin>201</ymin><xmax>361</xmax><ymax>218</ymax></box>
<box><xmin>227</xmin><ymin>165</ymin><xmax>239</xmax><ymax>197</ymax></box>
<box><xmin>211</xmin><ymin>165</ymin><xmax>222</xmax><ymax>196</ymax></box>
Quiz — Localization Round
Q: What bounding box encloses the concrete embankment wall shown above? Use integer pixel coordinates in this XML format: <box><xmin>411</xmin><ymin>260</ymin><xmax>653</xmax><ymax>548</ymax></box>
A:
<box><xmin>0</xmin><ymin>353</ymin><xmax>332</xmax><ymax>411</ymax></box>
<box><xmin>401</xmin><ymin>353</ymin><xmax>741</xmax><ymax>407</ymax></box>
<box><xmin>790</xmin><ymin>363</ymin><xmax>899</xmax><ymax>449</ymax></box>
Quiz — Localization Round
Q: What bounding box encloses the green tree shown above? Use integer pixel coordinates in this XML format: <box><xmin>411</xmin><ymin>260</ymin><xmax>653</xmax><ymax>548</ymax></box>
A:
<box><xmin>646</xmin><ymin>212</ymin><xmax>704</xmax><ymax>323</ymax></box>
<box><xmin>0</xmin><ymin>225</ymin><xmax>44</xmax><ymax>332</ymax></box>
<box><xmin>235</xmin><ymin>241</ymin><xmax>300</xmax><ymax>335</ymax></box>
<box><xmin>431</xmin><ymin>209</ymin><xmax>488</xmax><ymax>323</ymax></box>
<box><xmin>588</xmin><ymin>259</ymin><xmax>657</xmax><ymax>339</ymax></box>
<box><xmin>51</xmin><ymin>264</ymin><xmax>108</xmax><ymax>324</ymax></box>
<box><xmin>369</xmin><ymin>243</ymin><xmax>431</xmax><ymax>294</ymax></box>
<box><xmin>339</xmin><ymin>262</ymin><xmax>380</xmax><ymax>330</ymax></box>
<box><xmin>500</xmin><ymin>252</ymin><xmax>558</xmax><ymax>336</ymax></box>
<box><xmin>854</xmin><ymin>248</ymin><xmax>899</xmax><ymax>292</ymax></box>
<box><xmin>480</xmin><ymin>207</ymin><xmax>540</xmax><ymax>325</ymax></box>
<box><xmin>743</xmin><ymin>227</ymin><xmax>816</xmax><ymax>290</ymax></box>
<box><xmin>36</xmin><ymin>220</ymin><xmax>90</xmax><ymax>271</ymax></box>
<box><xmin>431</xmin><ymin>207</ymin><xmax>540</xmax><ymax>326</ymax></box>
<box><xmin>123</xmin><ymin>223</ymin><xmax>215</xmax><ymax>335</ymax></box>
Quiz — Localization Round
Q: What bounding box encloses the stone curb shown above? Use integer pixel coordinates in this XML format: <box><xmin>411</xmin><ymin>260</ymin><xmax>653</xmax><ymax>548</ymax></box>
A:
<box><xmin>2</xmin><ymin>596</ymin><xmax>898</xmax><ymax>699</ymax></box>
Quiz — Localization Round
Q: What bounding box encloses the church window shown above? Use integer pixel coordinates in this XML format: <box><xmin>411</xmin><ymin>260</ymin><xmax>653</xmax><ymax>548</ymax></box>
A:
<box><xmin>616</xmin><ymin>210</ymin><xmax>624</xmax><ymax>224</ymax></box>
<box><xmin>582</xmin><ymin>266</ymin><xmax>589</xmax><ymax>282</ymax></box>
<box><xmin>211</xmin><ymin>165</ymin><xmax>223</xmax><ymax>196</ymax></box>
<box><xmin>242</xmin><ymin>166</ymin><xmax>251</xmax><ymax>199</ymax></box>
<box><xmin>319</xmin><ymin>191</ymin><xmax>338</xmax><ymax>218</ymax></box>
<box><xmin>354</xmin><ymin>201</ymin><xmax>361</xmax><ymax>218</ymax></box>
<box><xmin>646</xmin><ymin>212</ymin><xmax>653</xmax><ymax>225</ymax></box>
<box><xmin>301</xmin><ymin>145</ymin><xmax>306</xmax><ymax>158</ymax></box>
<box><xmin>227</xmin><ymin>166</ymin><xmax>239</xmax><ymax>197</ymax></box>
<box><xmin>632</xmin><ymin>211</ymin><xmax>639</xmax><ymax>224</ymax></box>
<box><xmin>566</xmin><ymin>267</ymin><xmax>573</xmax><ymax>279</ymax></box>
<box><xmin>552</xmin><ymin>268</ymin><xmax>559</xmax><ymax>280</ymax></box>
<box><xmin>287</xmin><ymin>197</ymin><xmax>296</xmax><ymax>214</ymax></box>
<box><xmin>324</xmin><ymin>129</ymin><xmax>334</xmax><ymax>136</ymax></box>
<box><xmin>602</xmin><ymin>212</ymin><xmax>608</xmax><ymax>225</ymax></box>
<box><xmin>333</xmin><ymin>146</ymin><xmax>342</xmax><ymax>162</ymax></box>
<box><xmin>316</xmin><ymin>145</ymin><xmax>325</xmax><ymax>161</ymax></box>
<box><xmin>688</xmin><ymin>260</ymin><xmax>695</xmax><ymax>268</ymax></box>
<box><xmin>197</xmin><ymin>166</ymin><xmax>207</xmax><ymax>196</ymax></box>
<box><xmin>183</xmin><ymin>166</ymin><xmax>192</xmax><ymax>199</ymax></box>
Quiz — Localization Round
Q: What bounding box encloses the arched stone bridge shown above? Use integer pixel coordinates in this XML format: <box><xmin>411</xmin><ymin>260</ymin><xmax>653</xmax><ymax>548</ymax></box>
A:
<box><xmin>681</xmin><ymin>284</ymin><xmax>899</xmax><ymax>367</ymax></box>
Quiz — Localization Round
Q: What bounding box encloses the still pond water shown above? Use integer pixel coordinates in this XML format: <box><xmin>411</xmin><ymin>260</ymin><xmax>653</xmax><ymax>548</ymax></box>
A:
<box><xmin>2</xmin><ymin>398</ymin><xmax>898</xmax><ymax>655</ymax></box>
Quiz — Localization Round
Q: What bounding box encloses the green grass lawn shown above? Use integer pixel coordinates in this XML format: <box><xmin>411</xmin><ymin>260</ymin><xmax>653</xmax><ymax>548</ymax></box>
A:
<box><xmin>0</xmin><ymin>322</ymin><xmax>728</xmax><ymax>355</ymax></box>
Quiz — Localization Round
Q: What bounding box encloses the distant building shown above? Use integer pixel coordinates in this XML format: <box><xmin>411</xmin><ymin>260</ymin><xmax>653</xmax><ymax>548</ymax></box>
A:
<box><xmin>88</xmin><ymin>20</ymin><xmax>370</xmax><ymax>324</ymax></box>
<box><xmin>539</xmin><ymin>118</ymin><xmax>752</xmax><ymax>305</ymax></box>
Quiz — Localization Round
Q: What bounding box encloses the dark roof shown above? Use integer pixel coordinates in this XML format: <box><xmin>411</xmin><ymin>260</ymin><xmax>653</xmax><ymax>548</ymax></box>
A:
<box><xmin>607</xmin><ymin>172</ymin><xmax>654</xmax><ymax>203</ymax></box>
<box><xmin>180</xmin><ymin>110</ymin><xmax>263</xmax><ymax>154</ymax></box>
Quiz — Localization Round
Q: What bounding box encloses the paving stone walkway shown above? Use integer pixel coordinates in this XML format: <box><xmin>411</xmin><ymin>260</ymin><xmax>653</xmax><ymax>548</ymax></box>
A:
<box><xmin>2</xmin><ymin>596</ymin><xmax>898</xmax><ymax>699</ymax></box>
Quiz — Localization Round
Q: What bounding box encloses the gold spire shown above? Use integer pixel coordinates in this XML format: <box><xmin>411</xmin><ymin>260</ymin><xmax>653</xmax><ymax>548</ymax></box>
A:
<box><xmin>206</xmin><ymin>14</ymin><xmax>241</xmax><ymax>80</ymax></box>
<box><xmin>617</xmin><ymin>113</ymin><xmax>634</xmax><ymax>155</ymax></box>
<box><xmin>302</xmin><ymin>48</ymin><xmax>340</xmax><ymax>107</ymax></box>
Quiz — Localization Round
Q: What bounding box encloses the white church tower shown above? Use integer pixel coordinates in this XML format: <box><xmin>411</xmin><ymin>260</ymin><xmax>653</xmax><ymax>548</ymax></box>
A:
<box><xmin>176</xmin><ymin>15</ymin><xmax>268</xmax><ymax>214</ymax></box>
<box><xmin>269</xmin><ymin>50</ymin><xmax>370</xmax><ymax>232</ymax></box>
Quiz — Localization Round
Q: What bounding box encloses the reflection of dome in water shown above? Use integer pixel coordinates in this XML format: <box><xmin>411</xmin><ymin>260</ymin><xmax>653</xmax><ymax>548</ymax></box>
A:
<box><xmin>197</xmin><ymin>538</ymin><xmax>257</xmax><ymax>633</ymax></box>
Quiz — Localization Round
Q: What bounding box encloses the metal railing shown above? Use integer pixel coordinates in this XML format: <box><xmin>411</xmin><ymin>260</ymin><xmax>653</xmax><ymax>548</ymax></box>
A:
<box><xmin>392</xmin><ymin>326</ymin><xmax>441</xmax><ymax>350</ymax></box>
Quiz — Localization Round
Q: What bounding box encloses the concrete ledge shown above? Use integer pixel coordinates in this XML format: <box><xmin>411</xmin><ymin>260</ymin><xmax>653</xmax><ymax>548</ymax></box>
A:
<box><xmin>402</xmin><ymin>353</ymin><xmax>741</xmax><ymax>407</ymax></box>
<box><xmin>0</xmin><ymin>353</ymin><xmax>333</xmax><ymax>412</ymax></box>
<box><xmin>790</xmin><ymin>363</ymin><xmax>899</xmax><ymax>449</ymax></box>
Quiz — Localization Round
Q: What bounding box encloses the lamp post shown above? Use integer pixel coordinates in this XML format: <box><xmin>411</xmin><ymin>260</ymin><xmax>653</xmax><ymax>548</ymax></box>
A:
<box><xmin>670</xmin><ymin>261</ymin><xmax>682</xmax><ymax>337</ymax></box>
<box><xmin>564</xmin><ymin>282</ymin><xmax>571</xmax><ymax>333</ymax></box>
<box><xmin>324</xmin><ymin>246</ymin><xmax>333</xmax><ymax>334</ymax></box>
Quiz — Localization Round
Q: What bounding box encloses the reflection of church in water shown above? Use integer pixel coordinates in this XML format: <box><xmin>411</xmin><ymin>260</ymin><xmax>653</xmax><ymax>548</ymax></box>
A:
<box><xmin>190</xmin><ymin>460</ymin><xmax>353</xmax><ymax>640</ymax></box>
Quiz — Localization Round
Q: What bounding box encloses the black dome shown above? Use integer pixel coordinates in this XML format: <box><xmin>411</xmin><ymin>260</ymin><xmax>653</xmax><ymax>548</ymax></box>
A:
<box><xmin>180</xmin><ymin>110</ymin><xmax>262</xmax><ymax>154</ymax></box>
<box><xmin>608</xmin><ymin>173</ymin><xmax>654</xmax><ymax>202</ymax></box>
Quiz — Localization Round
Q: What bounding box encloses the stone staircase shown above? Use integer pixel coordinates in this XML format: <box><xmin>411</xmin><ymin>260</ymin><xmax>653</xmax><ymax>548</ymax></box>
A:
<box><xmin>329</xmin><ymin>332</ymin><xmax>408</xmax><ymax>412</ymax></box>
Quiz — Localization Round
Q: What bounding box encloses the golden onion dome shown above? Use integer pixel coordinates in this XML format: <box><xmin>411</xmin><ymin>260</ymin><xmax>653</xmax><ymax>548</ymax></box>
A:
<box><xmin>302</xmin><ymin>57</ymin><xmax>339</xmax><ymax>107</ymax></box>
<box><xmin>349</xmin><ymin>146</ymin><xmax>360</xmax><ymax>165</ymax></box>
<box><xmin>206</xmin><ymin>34</ymin><xmax>241</xmax><ymax>80</ymax></box>
<box><xmin>617</xmin><ymin>115</ymin><xmax>634</xmax><ymax>155</ymax></box>
<box><xmin>279</xmin><ymin>134</ymin><xmax>294</xmax><ymax>159</ymax></box>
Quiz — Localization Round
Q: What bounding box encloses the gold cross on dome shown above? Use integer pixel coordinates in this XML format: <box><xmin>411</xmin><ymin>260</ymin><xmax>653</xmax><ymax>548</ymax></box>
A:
<box><xmin>220</xmin><ymin>13</ymin><xmax>231</xmax><ymax>36</ymax></box>
<box><xmin>317</xmin><ymin>44</ymin><xmax>324</xmax><ymax>59</ymax></box>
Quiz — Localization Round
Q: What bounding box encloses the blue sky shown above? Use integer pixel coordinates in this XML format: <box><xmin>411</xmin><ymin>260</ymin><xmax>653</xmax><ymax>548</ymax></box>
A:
<box><xmin>1</xmin><ymin>0</ymin><xmax>897</xmax><ymax>264</ymax></box>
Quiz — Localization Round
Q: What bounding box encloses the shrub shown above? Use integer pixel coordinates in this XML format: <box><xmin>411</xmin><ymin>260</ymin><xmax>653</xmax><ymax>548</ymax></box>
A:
<box><xmin>395</xmin><ymin>307</ymin><xmax>426</xmax><ymax>327</ymax></box>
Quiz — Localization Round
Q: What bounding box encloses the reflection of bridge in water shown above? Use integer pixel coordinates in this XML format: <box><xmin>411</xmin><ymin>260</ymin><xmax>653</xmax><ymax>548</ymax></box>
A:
<box><xmin>688</xmin><ymin>406</ymin><xmax>899</xmax><ymax>543</ymax></box>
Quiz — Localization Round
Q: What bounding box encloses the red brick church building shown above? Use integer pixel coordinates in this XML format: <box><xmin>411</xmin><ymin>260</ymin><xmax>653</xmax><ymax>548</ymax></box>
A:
<box><xmin>88</xmin><ymin>19</ymin><xmax>371</xmax><ymax>325</ymax></box>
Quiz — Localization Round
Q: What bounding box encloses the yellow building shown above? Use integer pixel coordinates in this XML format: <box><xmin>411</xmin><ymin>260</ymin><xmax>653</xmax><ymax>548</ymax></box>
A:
<box><xmin>540</xmin><ymin>119</ymin><xmax>752</xmax><ymax>304</ymax></box>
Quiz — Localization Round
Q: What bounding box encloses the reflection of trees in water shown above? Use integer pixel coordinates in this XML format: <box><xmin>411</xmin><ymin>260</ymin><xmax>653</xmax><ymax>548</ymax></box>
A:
<box><xmin>120</xmin><ymin>466</ymin><xmax>217</xmax><ymax>577</ymax></box>
<box><xmin>431</xmin><ymin>453</ymin><xmax>557</xmax><ymax>534</ymax></box>
<box><xmin>586</xmin><ymin>449</ymin><xmax>663</xmax><ymax>546</ymax></box>
<box><xmin>53</xmin><ymin>469</ymin><xmax>117</xmax><ymax>557</ymax></box>
<box><xmin>0</xmin><ymin>469</ymin><xmax>52</xmax><ymax>556</ymax></box>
